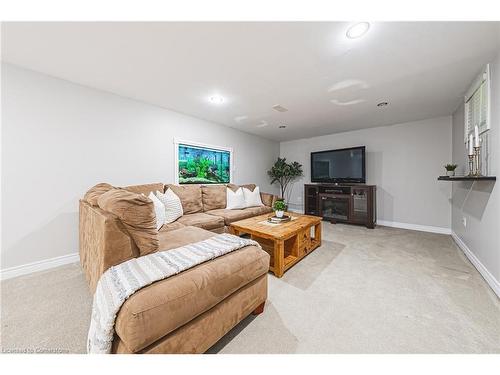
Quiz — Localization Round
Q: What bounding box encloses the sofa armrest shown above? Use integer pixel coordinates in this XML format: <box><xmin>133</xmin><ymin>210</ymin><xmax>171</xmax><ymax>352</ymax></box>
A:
<box><xmin>260</xmin><ymin>192</ymin><xmax>278</xmax><ymax>207</ymax></box>
<box><xmin>79</xmin><ymin>200</ymin><xmax>139</xmax><ymax>293</ymax></box>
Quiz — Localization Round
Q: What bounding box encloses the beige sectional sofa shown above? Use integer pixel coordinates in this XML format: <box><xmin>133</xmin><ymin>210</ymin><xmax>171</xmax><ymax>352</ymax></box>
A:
<box><xmin>79</xmin><ymin>182</ymin><xmax>277</xmax><ymax>354</ymax></box>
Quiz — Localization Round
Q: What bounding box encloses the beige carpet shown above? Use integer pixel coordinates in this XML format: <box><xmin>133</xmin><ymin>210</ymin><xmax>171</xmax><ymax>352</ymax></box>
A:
<box><xmin>2</xmin><ymin>223</ymin><xmax>499</xmax><ymax>354</ymax></box>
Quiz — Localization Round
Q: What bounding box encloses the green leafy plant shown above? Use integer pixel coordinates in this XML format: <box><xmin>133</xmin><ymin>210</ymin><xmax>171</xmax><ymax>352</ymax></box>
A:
<box><xmin>267</xmin><ymin>157</ymin><xmax>304</xmax><ymax>200</ymax></box>
<box><xmin>195</xmin><ymin>157</ymin><xmax>211</xmax><ymax>178</ymax></box>
<box><xmin>273</xmin><ymin>200</ymin><xmax>286</xmax><ymax>211</ymax></box>
<box><xmin>186</xmin><ymin>159</ymin><xmax>197</xmax><ymax>173</ymax></box>
<box><xmin>444</xmin><ymin>164</ymin><xmax>458</xmax><ymax>171</ymax></box>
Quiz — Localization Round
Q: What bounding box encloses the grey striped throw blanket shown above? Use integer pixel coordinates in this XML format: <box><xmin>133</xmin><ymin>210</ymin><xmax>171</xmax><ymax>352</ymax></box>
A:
<box><xmin>87</xmin><ymin>233</ymin><xmax>260</xmax><ymax>354</ymax></box>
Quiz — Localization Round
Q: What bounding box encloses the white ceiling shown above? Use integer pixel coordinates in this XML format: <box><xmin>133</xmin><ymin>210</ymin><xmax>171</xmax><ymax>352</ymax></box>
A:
<box><xmin>2</xmin><ymin>22</ymin><xmax>500</xmax><ymax>141</ymax></box>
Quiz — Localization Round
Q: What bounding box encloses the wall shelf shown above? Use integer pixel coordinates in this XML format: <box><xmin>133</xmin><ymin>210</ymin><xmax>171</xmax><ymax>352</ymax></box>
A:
<box><xmin>437</xmin><ymin>176</ymin><xmax>496</xmax><ymax>181</ymax></box>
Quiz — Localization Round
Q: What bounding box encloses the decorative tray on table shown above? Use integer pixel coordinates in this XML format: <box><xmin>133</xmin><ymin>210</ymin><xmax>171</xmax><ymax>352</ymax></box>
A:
<box><xmin>267</xmin><ymin>215</ymin><xmax>292</xmax><ymax>223</ymax></box>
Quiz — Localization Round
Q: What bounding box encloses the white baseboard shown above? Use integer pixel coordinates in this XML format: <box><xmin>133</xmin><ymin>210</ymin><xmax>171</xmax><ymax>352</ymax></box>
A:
<box><xmin>289</xmin><ymin>210</ymin><xmax>450</xmax><ymax>235</ymax></box>
<box><xmin>1</xmin><ymin>253</ymin><xmax>80</xmax><ymax>281</ymax></box>
<box><xmin>451</xmin><ymin>232</ymin><xmax>500</xmax><ymax>299</ymax></box>
<box><xmin>377</xmin><ymin>220</ymin><xmax>452</xmax><ymax>235</ymax></box>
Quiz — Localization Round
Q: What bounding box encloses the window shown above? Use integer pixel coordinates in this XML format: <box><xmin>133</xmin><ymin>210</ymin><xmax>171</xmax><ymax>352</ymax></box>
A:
<box><xmin>464</xmin><ymin>65</ymin><xmax>490</xmax><ymax>143</ymax></box>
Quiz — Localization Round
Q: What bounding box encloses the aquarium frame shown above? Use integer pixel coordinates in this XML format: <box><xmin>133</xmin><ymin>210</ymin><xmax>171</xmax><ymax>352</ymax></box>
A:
<box><xmin>174</xmin><ymin>138</ymin><xmax>234</xmax><ymax>185</ymax></box>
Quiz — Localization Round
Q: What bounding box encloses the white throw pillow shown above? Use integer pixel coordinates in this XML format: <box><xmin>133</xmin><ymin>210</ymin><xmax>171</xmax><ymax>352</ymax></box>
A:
<box><xmin>148</xmin><ymin>192</ymin><xmax>166</xmax><ymax>230</ymax></box>
<box><xmin>243</xmin><ymin>186</ymin><xmax>263</xmax><ymax>208</ymax></box>
<box><xmin>155</xmin><ymin>189</ymin><xmax>184</xmax><ymax>224</ymax></box>
<box><xmin>226</xmin><ymin>187</ymin><xmax>246</xmax><ymax>209</ymax></box>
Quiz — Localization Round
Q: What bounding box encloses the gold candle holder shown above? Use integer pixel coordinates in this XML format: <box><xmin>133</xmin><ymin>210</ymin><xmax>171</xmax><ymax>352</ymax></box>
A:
<box><xmin>473</xmin><ymin>146</ymin><xmax>482</xmax><ymax>176</ymax></box>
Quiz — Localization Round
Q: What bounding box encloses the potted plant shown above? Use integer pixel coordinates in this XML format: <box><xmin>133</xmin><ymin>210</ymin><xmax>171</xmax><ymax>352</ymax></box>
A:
<box><xmin>444</xmin><ymin>164</ymin><xmax>458</xmax><ymax>177</ymax></box>
<box><xmin>267</xmin><ymin>157</ymin><xmax>304</xmax><ymax>202</ymax></box>
<box><xmin>273</xmin><ymin>200</ymin><xmax>287</xmax><ymax>218</ymax></box>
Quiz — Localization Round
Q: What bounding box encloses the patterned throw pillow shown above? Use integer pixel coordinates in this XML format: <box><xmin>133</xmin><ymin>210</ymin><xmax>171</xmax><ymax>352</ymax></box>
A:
<box><xmin>226</xmin><ymin>187</ymin><xmax>246</xmax><ymax>209</ymax></box>
<box><xmin>243</xmin><ymin>186</ymin><xmax>263</xmax><ymax>208</ymax></box>
<box><xmin>148</xmin><ymin>192</ymin><xmax>166</xmax><ymax>230</ymax></box>
<box><xmin>155</xmin><ymin>189</ymin><xmax>184</xmax><ymax>224</ymax></box>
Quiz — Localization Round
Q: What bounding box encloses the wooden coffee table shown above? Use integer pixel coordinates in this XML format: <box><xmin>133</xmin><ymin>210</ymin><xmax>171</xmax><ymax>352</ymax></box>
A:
<box><xmin>230</xmin><ymin>212</ymin><xmax>322</xmax><ymax>277</ymax></box>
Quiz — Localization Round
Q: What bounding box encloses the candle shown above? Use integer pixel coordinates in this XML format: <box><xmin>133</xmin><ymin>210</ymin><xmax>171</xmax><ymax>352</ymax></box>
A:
<box><xmin>474</xmin><ymin>125</ymin><xmax>480</xmax><ymax>147</ymax></box>
<box><xmin>469</xmin><ymin>134</ymin><xmax>474</xmax><ymax>155</ymax></box>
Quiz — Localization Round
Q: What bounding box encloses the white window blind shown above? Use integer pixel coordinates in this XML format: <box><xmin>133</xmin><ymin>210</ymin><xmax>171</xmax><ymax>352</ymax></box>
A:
<box><xmin>464</xmin><ymin>65</ymin><xmax>490</xmax><ymax>142</ymax></box>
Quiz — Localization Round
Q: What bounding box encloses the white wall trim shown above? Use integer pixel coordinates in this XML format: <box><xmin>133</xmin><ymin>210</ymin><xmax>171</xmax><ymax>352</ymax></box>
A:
<box><xmin>451</xmin><ymin>231</ymin><xmax>500</xmax><ymax>299</ymax></box>
<box><xmin>1</xmin><ymin>253</ymin><xmax>80</xmax><ymax>281</ymax></box>
<box><xmin>288</xmin><ymin>211</ymin><xmax>451</xmax><ymax>235</ymax></box>
<box><xmin>377</xmin><ymin>220</ymin><xmax>452</xmax><ymax>235</ymax></box>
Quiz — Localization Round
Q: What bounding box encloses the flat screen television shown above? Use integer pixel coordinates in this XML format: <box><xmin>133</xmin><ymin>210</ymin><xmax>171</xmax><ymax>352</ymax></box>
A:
<box><xmin>311</xmin><ymin>146</ymin><xmax>366</xmax><ymax>183</ymax></box>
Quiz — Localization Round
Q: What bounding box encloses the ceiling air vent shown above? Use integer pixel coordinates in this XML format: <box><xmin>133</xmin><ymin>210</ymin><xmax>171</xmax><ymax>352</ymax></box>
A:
<box><xmin>272</xmin><ymin>104</ymin><xmax>288</xmax><ymax>112</ymax></box>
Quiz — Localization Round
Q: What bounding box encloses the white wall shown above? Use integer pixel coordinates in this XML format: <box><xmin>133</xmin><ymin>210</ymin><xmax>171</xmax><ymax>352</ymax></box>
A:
<box><xmin>1</xmin><ymin>64</ymin><xmax>280</xmax><ymax>270</ymax></box>
<box><xmin>280</xmin><ymin>116</ymin><xmax>453</xmax><ymax>230</ymax></box>
<box><xmin>451</xmin><ymin>52</ymin><xmax>500</xmax><ymax>289</ymax></box>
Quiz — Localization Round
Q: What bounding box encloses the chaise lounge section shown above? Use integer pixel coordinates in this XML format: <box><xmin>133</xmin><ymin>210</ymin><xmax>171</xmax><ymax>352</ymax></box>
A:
<box><xmin>79</xmin><ymin>182</ymin><xmax>277</xmax><ymax>353</ymax></box>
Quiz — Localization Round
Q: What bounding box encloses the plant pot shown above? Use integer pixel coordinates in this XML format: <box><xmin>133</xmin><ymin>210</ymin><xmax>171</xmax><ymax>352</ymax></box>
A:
<box><xmin>275</xmin><ymin>210</ymin><xmax>285</xmax><ymax>218</ymax></box>
<box><xmin>446</xmin><ymin>170</ymin><xmax>455</xmax><ymax>177</ymax></box>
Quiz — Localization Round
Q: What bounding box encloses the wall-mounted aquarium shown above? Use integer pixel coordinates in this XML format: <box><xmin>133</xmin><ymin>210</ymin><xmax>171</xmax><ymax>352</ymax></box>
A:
<box><xmin>176</xmin><ymin>140</ymin><xmax>232</xmax><ymax>184</ymax></box>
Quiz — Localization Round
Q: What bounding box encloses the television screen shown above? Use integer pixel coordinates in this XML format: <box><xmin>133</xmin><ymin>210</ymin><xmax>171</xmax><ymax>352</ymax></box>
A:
<box><xmin>311</xmin><ymin>146</ymin><xmax>365</xmax><ymax>183</ymax></box>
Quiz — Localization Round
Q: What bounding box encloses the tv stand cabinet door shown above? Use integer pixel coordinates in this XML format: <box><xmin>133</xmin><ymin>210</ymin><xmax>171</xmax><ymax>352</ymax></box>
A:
<box><xmin>304</xmin><ymin>185</ymin><xmax>319</xmax><ymax>216</ymax></box>
<box><xmin>349</xmin><ymin>187</ymin><xmax>371</xmax><ymax>225</ymax></box>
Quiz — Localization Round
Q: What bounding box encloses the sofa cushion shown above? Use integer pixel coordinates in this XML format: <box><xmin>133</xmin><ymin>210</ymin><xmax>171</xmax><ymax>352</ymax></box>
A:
<box><xmin>114</xmin><ymin>239</ymin><xmax>270</xmax><ymax>353</ymax></box>
<box><xmin>201</xmin><ymin>185</ymin><xmax>226</xmax><ymax>211</ymax></box>
<box><xmin>124</xmin><ymin>183</ymin><xmax>164</xmax><ymax>196</ymax></box>
<box><xmin>242</xmin><ymin>186</ymin><xmax>264</xmax><ymax>208</ymax></box>
<box><xmin>156</xmin><ymin>189</ymin><xmax>183</xmax><ymax>223</ymax></box>
<box><xmin>177</xmin><ymin>212</ymin><xmax>224</xmax><ymax>230</ymax></box>
<box><xmin>227</xmin><ymin>183</ymin><xmax>256</xmax><ymax>192</ymax></box>
<box><xmin>205</xmin><ymin>208</ymin><xmax>255</xmax><ymax>225</ymax></box>
<box><xmin>166</xmin><ymin>184</ymin><xmax>203</xmax><ymax>214</ymax></box>
<box><xmin>97</xmin><ymin>188</ymin><xmax>159</xmax><ymax>256</ymax></box>
<box><xmin>244</xmin><ymin>205</ymin><xmax>273</xmax><ymax>216</ymax></box>
<box><xmin>226</xmin><ymin>187</ymin><xmax>246</xmax><ymax>209</ymax></box>
<box><xmin>158</xmin><ymin>220</ymin><xmax>186</xmax><ymax>233</ymax></box>
<box><xmin>148</xmin><ymin>192</ymin><xmax>166</xmax><ymax>230</ymax></box>
<box><xmin>207</xmin><ymin>206</ymin><xmax>273</xmax><ymax>225</ymax></box>
<box><xmin>260</xmin><ymin>192</ymin><xmax>274</xmax><ymax>207</ymax></box>
<box><xmin>158</xmin><ymin>225</ymin><xmax>214</xmax><ymax>251</ymax></box>
<box><xmin>84</xmin><ymin>183</ymin><xmax>115</xmax><ymax>206</ymax></box>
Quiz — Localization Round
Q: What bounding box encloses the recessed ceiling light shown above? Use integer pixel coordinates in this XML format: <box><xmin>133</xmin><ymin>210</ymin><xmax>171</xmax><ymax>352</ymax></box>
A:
<box><xmin>272</xmin><ymin>104</ymin><xmax>289</xmax><ymax>112</ymax></box>
<box><xmin>209</xmin><ymin>95</ymin><xmax>224</xmax><ymax>104</ymax></box>
<box><xmin>346</xmin><ymin>22</ymin><xmax>370</xmax><ymax>39</ymax></box>
<box><xmin>377</xmin><ymin>101</ymin><xmax>388</xmax><ymax>107</ymax></box>
<box><xmin>278</xmin><ymin>125</ymin><xmax>287</xmax><ymax>129</ymax></box>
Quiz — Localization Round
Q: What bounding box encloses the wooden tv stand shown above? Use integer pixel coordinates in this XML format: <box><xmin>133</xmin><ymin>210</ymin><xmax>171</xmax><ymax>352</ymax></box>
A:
<box><xmin>304</xmin><ymin>183</ymin><xmax>376</xmax><ymax>229</ymax></box>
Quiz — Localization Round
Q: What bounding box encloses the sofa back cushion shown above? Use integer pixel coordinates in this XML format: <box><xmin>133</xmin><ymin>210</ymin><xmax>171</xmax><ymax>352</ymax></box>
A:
<box><xmin>84</xmin><ymin>183</ymin><xmax>115</xmax><ymax>206</ymax></box>
<box><xmin>98</xmin><ymin>188</ymin><xmax>159</xmax><ymax>256</ymax></box>
<box><xmin>260</xmin><ymin>192</ymin><xmax>275</xmax><ymax>207</ymax></box>
<box><xmin>166</xmin><ymin>184</ymin><xmax>202</xmax><ymax>214</ymax></box>
<box><xmin>227</xmin><ymin>183</ymin><xmax>256</xmax><ymax>192</ymax></box>
<box><xmin>201</xmin><ymin>185</ymin><xmax>226</xmax><ymax>211</ymax></box>
<box><xmin>124</xmin><ymin>183</ymin><xmax>164</xmax><ymax>196</ymax></box>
